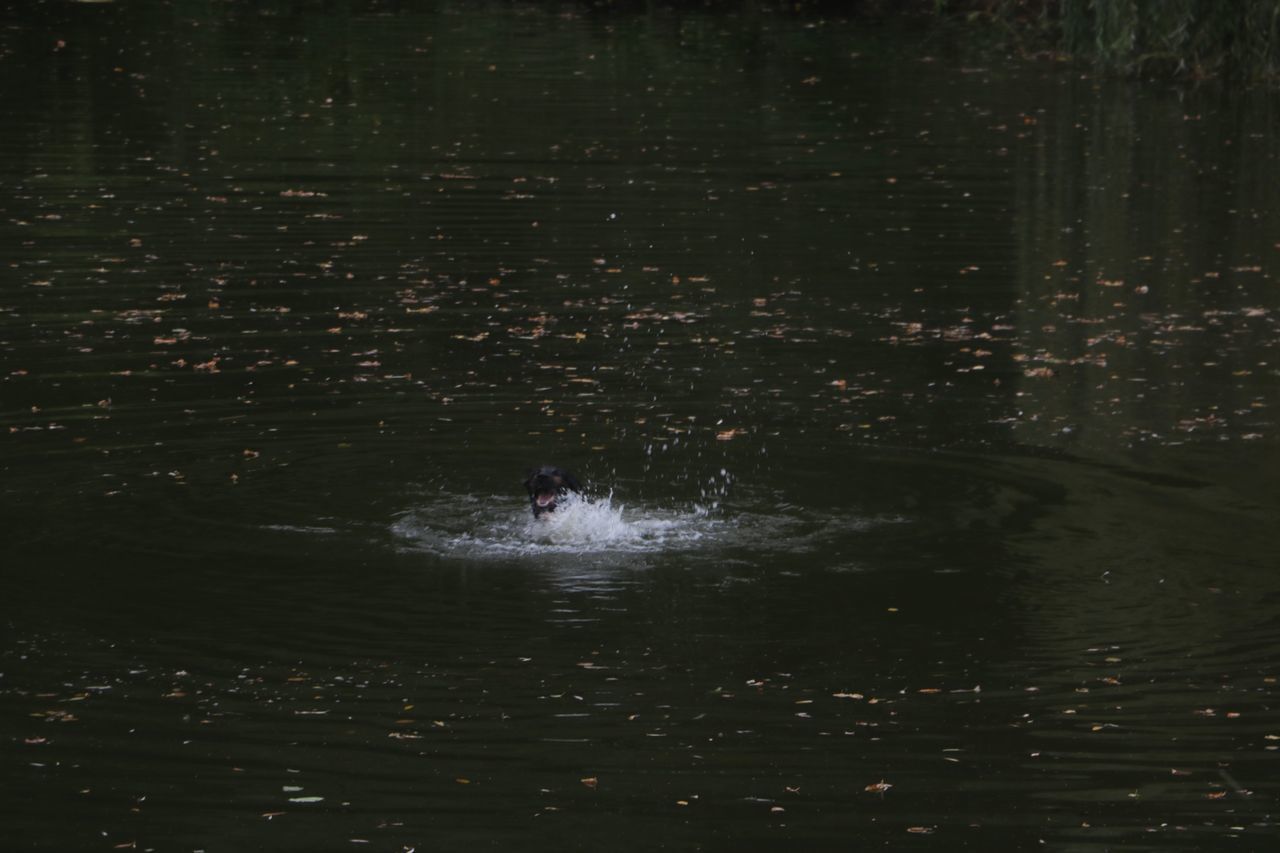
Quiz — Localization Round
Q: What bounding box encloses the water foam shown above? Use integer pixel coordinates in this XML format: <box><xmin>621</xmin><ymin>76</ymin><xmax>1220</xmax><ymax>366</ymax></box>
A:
<box><xmin>522</xmin><ymin>492</ymin><xmax>701</xmax><ymax>548</ymax></box>
<box><xmin>390</xmin><ymin>490</ymin><xmax>723</xmax><ymax>560</ymax></box>
<box><xmin>389</xmin><ymin>486</ymin><xmax>899</xmax><ymax>568</ymax></box>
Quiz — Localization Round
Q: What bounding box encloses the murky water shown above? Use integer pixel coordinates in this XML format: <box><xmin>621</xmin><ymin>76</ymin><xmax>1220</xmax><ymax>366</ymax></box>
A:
<box><xmin>3</xmin><ymin>3</ymin><xmax>1279</xmax><ymax>851</ymax></box>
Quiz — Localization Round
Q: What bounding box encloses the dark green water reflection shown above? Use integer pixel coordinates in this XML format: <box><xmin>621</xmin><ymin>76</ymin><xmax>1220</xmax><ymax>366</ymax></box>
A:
<box><xmin>2</xmin><ymin>3</ymin><xmax>1278</xmax><ymax>851</ymax></box>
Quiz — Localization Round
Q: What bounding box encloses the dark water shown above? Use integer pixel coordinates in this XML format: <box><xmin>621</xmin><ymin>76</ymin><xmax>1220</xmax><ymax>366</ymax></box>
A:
<box><xmin>3</xmin><ymin>3</ymin><xmax>1279</xmax><ymax>850</ymax></box>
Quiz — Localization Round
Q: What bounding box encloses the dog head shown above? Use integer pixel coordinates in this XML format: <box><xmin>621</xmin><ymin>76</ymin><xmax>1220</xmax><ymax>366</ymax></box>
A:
<box><xmin>523</xmin><ymin>466</ymin><xmax>581</xmax><ymax>517</ymax></box>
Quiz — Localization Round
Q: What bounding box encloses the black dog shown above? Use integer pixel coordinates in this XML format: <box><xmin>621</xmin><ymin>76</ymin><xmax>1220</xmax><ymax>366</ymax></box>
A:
<box><xmin>523</xmin><ymin>466</ymin><xmax>581</xmax><ymax>518</ymax></box>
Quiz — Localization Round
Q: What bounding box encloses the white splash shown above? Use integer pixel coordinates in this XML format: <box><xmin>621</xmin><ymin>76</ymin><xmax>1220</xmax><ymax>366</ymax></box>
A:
<box><xmin>523</xmin><ymin>492</ymin><xmax>691</xmax><ymax>548</ymax></box>
<box><xmin>389</xmin><ymin>486</ymin><xmax>894</xmax><ymax>567</ymax></box>
<box><xmin>391</xmin><ymin>490</ymin><xmax>723</xmax><ymax>560</ymax></box>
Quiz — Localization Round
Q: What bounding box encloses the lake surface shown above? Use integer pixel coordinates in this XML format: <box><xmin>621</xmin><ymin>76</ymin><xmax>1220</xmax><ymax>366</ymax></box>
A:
<box><xmin>3</xmin><ymin>3</ymin><xmax>1278</xmax><ymax>850</ymax></box>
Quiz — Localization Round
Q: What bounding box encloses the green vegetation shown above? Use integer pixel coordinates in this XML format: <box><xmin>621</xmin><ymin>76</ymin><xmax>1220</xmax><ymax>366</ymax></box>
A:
<box><xmin>923</xmin><ymin>0</ymin><xmax>1280</xmax><ymax>81</ymax></box>
<box><xmin>609</xmin><ymin>1</ymin><xmax>1280</xmax><ymax>82</ymax></box>
<box><xmin>1043</xmin><ymin>0</ymin><xmax>1279</xmax><ymax>81</ymax></box>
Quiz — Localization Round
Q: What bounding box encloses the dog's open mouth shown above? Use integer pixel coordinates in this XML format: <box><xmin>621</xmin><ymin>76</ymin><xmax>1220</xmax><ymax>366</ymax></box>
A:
<box><xmin>525</xmin><ymin>466</ymin><xmax>581</xmax><ymax>518</ymax></box>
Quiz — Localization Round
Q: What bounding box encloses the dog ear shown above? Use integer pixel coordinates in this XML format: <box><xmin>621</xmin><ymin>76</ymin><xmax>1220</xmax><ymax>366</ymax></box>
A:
<box><xmin>523</xmin><ymin>470</ymin><xmax>537</xmax><ymax>493</ymax></box>
<box><xmin>561</xmin><ymin>471</ymin><xmax>582</xmax><ymax>493</ymax></box>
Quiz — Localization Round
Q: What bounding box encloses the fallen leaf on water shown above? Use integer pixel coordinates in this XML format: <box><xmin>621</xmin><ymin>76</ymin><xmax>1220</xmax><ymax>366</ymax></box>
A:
<box><xmin>580</xmin><ymin>777</ymin><xmax>598</xmax><ymax>789</ymax></box>
<box><xmin>865</xmin><ymin>780</ymin><xmax>893</xmax><ymax>794</ymax></box>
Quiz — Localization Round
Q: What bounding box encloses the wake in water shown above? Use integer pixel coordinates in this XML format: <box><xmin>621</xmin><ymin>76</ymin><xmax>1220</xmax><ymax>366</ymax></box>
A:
<box><xmin>389</xmin><ymin>481</ymin><xmax>900</xmax><ymax>570</ymax></box>
<box><xmin>390</xmin><ymin>490</ymin><xmax>726</xmax><ymax>560</ymax></box>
